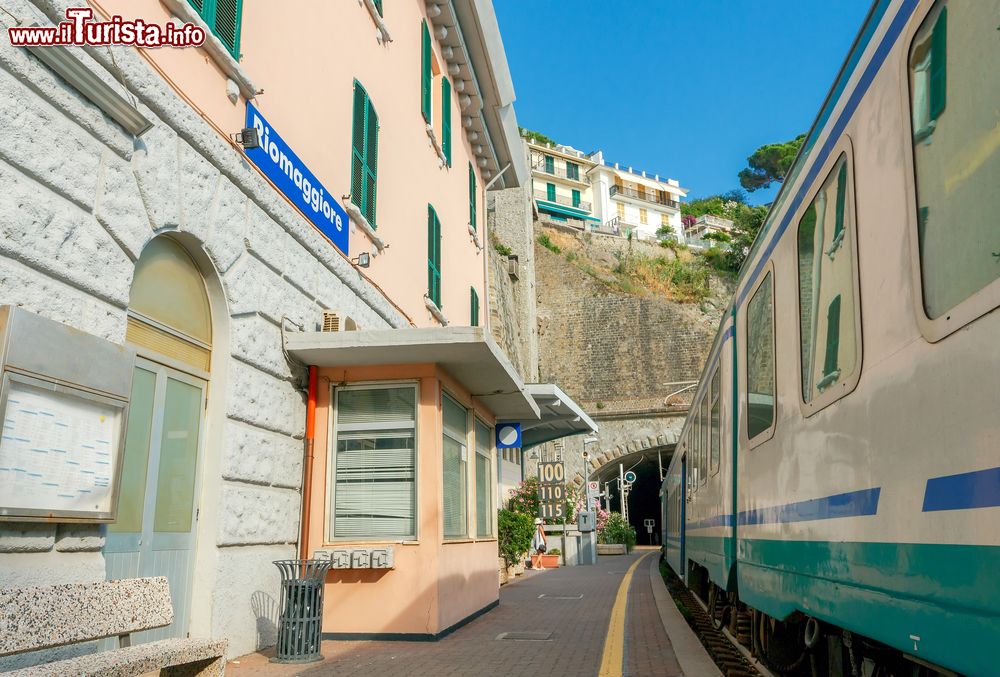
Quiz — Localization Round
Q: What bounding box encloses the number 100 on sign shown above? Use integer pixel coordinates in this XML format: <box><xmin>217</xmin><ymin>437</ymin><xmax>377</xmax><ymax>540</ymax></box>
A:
<box><xmin>537</xmin><ymin>462</ymin><xmax>566</xmax><ymax>520</ymax></box>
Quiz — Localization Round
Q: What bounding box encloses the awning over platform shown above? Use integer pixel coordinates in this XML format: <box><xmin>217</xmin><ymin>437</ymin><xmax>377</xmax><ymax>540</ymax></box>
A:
<box><xmin>535</xmin><ymin>199</ymin><xmax>601</xmax><ymax>222</ymax></box>
<box><xmin>284</xmin><ymin>327</ymin><xmax>540</xmax><ymax>420</ymax></box>
<box><xmin>501</xmin><ymin>383</ymin><xmax>598</xmax><ymax>449</ymax></box>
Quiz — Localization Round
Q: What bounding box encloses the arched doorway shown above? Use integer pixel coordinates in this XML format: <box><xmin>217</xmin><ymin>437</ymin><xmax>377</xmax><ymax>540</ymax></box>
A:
<box><xmin>104</xmin><ymin>236</ymin><xmax>213</xmax><ymax>643</ymax></box>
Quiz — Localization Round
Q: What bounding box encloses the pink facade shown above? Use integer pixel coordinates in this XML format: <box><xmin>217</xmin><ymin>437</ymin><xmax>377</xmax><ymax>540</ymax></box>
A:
<box><xmin>311</xmin><ymin>365</ymin><xmax>500</xmax><ymax>636</ymax></box>
<box><xmin>95</xmin><ymin>0</ymin><xmax>494</xmax><ymax>327</ymax></box>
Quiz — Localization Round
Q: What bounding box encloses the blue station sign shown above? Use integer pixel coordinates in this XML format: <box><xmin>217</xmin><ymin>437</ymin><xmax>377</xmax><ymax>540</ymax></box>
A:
<box><xmin>496</xmin><ymin>423</ymin><xmax>522</xmax><ymax>449</ymax></box>
<box><xmin>244</xmin><ymin>102</ymin><xmax>349</xmax><ymax>255</ymax></box>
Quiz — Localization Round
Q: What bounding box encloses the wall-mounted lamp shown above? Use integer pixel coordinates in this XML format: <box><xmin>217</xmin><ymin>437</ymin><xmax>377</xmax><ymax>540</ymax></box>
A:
<box><xmin>233</xmin><ymin>127</ymin><xmax>260</xmax><ymax>150</ymax></box>
<box><xmin>351</xmin><ymin>252</ymin><xmax>371</xmax><ymax>268</ymax></box>
<box><xmin>23</xmin><ymin>34</ymin><xmax>152</xmax><ymax>136</ymax></box>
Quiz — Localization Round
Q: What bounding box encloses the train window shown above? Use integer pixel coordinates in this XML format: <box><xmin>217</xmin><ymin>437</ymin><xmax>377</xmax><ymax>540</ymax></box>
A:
<box><xmin>746</xmin><ymin>271</ymin><xmax>775</xmax><ymax>441</ymax></box>
<box><xmin>700</xmin><ymin>396</ymin><xmax>709</xmax><ymax>484</ymax></box>
<box><xmin>909</xmin><ymin>1</ymin><xmax>1000</xmax><ymax>326</ymax></box>
<box><xmin>796</xmin><ymin>153</ymin><xmax>859</xmax><ymax>408</ymax></box>
<box><xmin>710</xmin><ymin>367</ymin><xmax>720</xmax><ymax>475</ymax></box>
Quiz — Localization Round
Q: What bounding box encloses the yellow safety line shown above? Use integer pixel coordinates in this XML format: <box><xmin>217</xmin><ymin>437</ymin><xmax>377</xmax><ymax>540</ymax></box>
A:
<box><xmin>598</xmin><ymin>551</ymin><xmax>652</xmax><ymax>677</ymax></box>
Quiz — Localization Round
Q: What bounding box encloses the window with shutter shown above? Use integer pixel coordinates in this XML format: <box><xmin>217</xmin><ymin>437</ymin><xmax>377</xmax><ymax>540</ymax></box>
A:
<box><xmin>544</xmin><ymin>156</ymin><xmax>554</xmax><ymax>174</ymax></box>
<box><xmin>796</xmin><ymin>153</ymin><xmax>859</xmax><ymax>406</ymax></box>
<box><xmin>331</xmin><ymin>385</ymin><xmax>417</xmax><ymax>540</ymax></box>
<box><xmin>427</xmin><ymin>205</ymin><xmax>441</xmax><ymax>308</ymax></box>
<box><xmin>639</xmin><ymin>208</ymin><xmax>648</xmax><ymax>224</ymax></box>
<box><xmin>546</xmin><ymin>183</ymin><xmax>555</xmax><ymax>202</ymax></box>
<box><xmin>909</xmin><ymin>2</ymin><xmax>999</xmax><ymax>327</ymax></box>
<box><xmin>566</xmin><ymin>161</ymin><xmax>578</xmax><ymax>181</ymax></box>
<box><xmin>470</xmin><ymin>287</ymin><xmax>479</xmax><ymax>326</ymax></box>
<box><xmin>746</xmin><ymin>271</ymin><xmax>775</xmax><ymax>440</ymax></box>
<box><xmin>571</xmin><ymin>190</ymin><xmax>581</xmax><ymax>208</ymax></box>
<box><xmin>421</xmin><ymin>21</ymin><xmax>432</xmax><ymax>122</ymax></box>
<box><xmin>187</xmin><ymin>0</ymin><xmax>242</xmax><ymax>59</ymax></box>
<box><xmin>350</xmin><ymin>81</ymin><xmax>379</xmax><ymax>228</ymax></box>
<box><xmin>441</xmin><ymin>77</ymin><xmax>452</xmax><ymax>166</ymax></box>
<box><xmin>475</xmin><ymin>419</ymin><xmax>493</xmax><ymax>538</ymax></box>
<box><xmin>442</xmin><ymin>394</ymin><xmax>468</xmax><ymax>539</ymax></box>
<box><xmin>468</xmin><ymin>163</ymin><xmax>477</xmax><ymax>232</ymax></box>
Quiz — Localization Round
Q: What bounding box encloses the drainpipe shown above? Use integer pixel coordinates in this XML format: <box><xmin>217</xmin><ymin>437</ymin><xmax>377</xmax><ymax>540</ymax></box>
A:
<box><xmin>299</xmin><ymin>365</ymin><xmax>318</xmax><ymax>560</ymax></box>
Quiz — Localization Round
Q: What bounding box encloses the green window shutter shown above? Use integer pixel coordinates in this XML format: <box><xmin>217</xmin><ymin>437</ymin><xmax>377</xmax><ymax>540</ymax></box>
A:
<box><xmin>833</xmin><ymin>161</ymin><xmax>846</xmax><ymax>241</ymax></box>
<box><xmin>363</xmin><ymin>96</ymin><xmax>379</xmax><ymax>227</ymax></box>
<box><xmin>421</xmin><ymin>21</ymin><xmax>432</xmax><ymax>123</ymax></box>
<box><xmin>469</xmin><ymin>163</ymin><xmax>477</xmax><ymax>231</ymax></box>
<box><xmin>567</xmin><ymin>161</ymin><xmax>578</xmax><ymax>180</ymax></box>
<box><xmin>373</xmin><ymin>0</ymin><xmax>383</xmax><ymax>17</ymax></box>
<box><xmin>544</xmin><ymin>156</ymin><xmax>554</xmax><ymax>174</ymax></box>
<box><xmin>441</xmin><ymin>78</ymin><xmax>452</xmax><ymax>166</ymax></box>
<box><xmin>213</xmin><ymin>0</ymin><xmax>242</xmax><ymax>58</ymax></box>
<box><xmin>427</xmin><ymin>205</ymin><xmax>441</xmax><ymax>308</ymax></box>
<box><xmin>929</xmin><ymin>7</ymin><xmax>947</xmax><ymax>121</ymax></box>
<box><xmin>571</xmin><ymin>189</ymin><xmax>581</xmax><ymax>207</ymax></box>
<box><xmin>823</xmin><ymin>294</ymin><xmax>842</xmax><ymax>377</ymax></box>
<box><xmin>350</xmin><ymin>82</ymin><xmax>378</xmax><ymax>228</ymax></box>
<box><xmin>187</xmin><ymin>0</ymin><xmax>242</xmax><ymax>59</ymax></box>
<box><xmin>546</xmin><ymin>183</ymin><xmax>555</xmax><ymax>201</ymax></box>
<box><xmin>470</xmin><ymin>287</ymin><xmax>479</xmax><ymax>326</ymax></box>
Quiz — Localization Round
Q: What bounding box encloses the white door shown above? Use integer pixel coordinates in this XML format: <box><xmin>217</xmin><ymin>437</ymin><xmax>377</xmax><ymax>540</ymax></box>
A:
<box><xmin>104</xmin><ymin>357</ymin><xmax>205</xmax><ymax>643</ymax></box>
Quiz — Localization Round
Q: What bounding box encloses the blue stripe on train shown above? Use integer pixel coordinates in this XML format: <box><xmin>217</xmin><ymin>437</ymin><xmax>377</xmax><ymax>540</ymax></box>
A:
<box><xmin>922</xmin><ymin>466</ymin><xmax>1000</xmax><ymax>512</ymax></box>
<box><xmin>739</xmin><ymin>487</ymin><xmax>880</xmax><ymax>525</ymax></box>
<box><xmin>689</xmin><ymin>487</ymin><xmax>881</xmax><ymax>530</ymax></box>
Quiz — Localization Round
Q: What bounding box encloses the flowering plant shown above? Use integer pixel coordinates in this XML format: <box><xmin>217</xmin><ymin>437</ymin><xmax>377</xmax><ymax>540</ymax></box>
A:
<box><xmin>507</xmin><ymin>476</ymin><xmax>577</xmax><ymax>525</ymax></box>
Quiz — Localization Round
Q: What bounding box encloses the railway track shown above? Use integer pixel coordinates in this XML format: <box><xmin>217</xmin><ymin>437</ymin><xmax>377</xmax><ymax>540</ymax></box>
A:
<box><xmin>662</xmin><ymin>567</ymin><xmax>771</xmax><ymax>677</ymax></box>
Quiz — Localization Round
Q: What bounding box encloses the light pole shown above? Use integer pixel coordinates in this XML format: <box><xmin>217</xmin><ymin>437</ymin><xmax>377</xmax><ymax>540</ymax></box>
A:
<box><xmin>619</xmin><ymin>463</ymin><xmax>625</xmax><ymax>516</ymax></box>
<box><xmin>583</xmin><ymin>436</ymin><xmax>598</xmax><ymax>513</ymax></box>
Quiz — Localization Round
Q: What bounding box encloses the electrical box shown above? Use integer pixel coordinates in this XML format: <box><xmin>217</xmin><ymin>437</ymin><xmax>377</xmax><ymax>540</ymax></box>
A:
<box><xmin>370</xmin><ymin>547</ymin><xmax>394</xmax><ymax>569</ymax></box>
<box><xmin>577</xmin><ymin>511</ymin><xmax>596</xmax><ymax>532</ymax></box>
<box><xmin>313</xmin><ymin>546</ymin><xmax>395</xmax><ymax>570</ymax></box>
<box><xmin>351</xmin><ymin>549</ymin><xmax>371</xmax><ymax>569</ymax></box>
<box><xmin>0</xmin><ymin>306</ymin><xmax>135</xmax><ymax>523</ymax></box>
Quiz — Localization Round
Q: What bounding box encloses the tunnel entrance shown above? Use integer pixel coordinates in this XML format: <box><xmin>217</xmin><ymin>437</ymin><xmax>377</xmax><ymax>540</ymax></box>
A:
<box><xmin>591</xmin><ymin>448</ymin><xmax>672</xmax><ymax>546</ymax></box>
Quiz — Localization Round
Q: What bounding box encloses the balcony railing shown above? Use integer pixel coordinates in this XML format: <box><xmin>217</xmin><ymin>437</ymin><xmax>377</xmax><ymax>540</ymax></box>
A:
<box><xmin>534</xmin><ymin>190</ymin><xmax>591</xmax><ymax>212</ymax></box>
<box><xmin>610</xmin><ymin>184</ymin><xmax>679</xmax><ymax>209</ymax></box>
<box><xmin>531</xmin><ymin>158</ymin><xmax>587</xmax><ymax>183</ymax></box>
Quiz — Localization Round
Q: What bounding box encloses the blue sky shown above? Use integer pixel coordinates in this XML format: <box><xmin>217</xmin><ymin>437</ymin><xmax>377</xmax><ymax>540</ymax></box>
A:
<box><xmin>493</xmin><ymin>1</ymin><xmax>872</xmax><ymax>205</ymax></box>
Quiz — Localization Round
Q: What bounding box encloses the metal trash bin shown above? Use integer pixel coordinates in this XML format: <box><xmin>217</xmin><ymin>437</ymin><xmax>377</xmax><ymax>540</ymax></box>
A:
<box><xmin>271</xmin><ymin>559</ymin><xmax>332</xmax><ymax>663</ymax></box>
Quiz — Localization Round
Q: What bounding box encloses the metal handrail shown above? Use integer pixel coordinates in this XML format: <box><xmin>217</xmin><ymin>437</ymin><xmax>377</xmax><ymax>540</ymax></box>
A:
<box><xmin>534</xmin><ymin>190</ymin><xmax>591</xmax><ymax>212</ymax></box>
<box><xmin>610</xmin><ymin>184</ymin><xmax>679</xmax><ymax>209</ymax></box>
<box><xmin>531</xmin><ymin>158</ymin><xmax>586</xmax><ymax>182</ymax></box>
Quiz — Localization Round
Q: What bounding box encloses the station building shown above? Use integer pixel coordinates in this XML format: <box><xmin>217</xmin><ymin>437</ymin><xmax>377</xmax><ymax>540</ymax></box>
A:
<box><xmin>0</xmin><ymin>0</ymin><xmax>592</xmax><ymax>662</ymax></box>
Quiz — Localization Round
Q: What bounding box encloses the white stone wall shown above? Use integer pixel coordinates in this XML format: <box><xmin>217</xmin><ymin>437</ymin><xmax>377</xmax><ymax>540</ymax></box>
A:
<box><xmin>0</xmin><ymin>0</ymin><xmax>407</xmax><ymax>661</ymax></box>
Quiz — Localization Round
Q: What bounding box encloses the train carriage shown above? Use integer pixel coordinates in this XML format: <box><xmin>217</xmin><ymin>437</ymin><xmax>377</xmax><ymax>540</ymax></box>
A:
<box><xmin>662</xmin><ymin>1</ymin><xmax>999</xmax><ymax>674</ymax></box>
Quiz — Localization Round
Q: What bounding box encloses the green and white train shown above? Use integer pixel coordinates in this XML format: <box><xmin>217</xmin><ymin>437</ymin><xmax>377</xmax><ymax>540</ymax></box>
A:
<box><xmin>661</xmin><ymin>0</ymin><xmax>999</xmax><ymax>674</ymax></box>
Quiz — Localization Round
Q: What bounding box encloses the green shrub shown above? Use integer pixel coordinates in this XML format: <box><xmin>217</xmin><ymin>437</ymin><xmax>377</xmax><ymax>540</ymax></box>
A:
<box><xmin>548</xmin><ymin>548</ymin><xmax>561</xmax><ymax>556</ymax></box>
<box><xmin>537</xmin><ymin>233</ymin><xmax>561</xmax><ymax>254</ymax></box>
<box><xmin>598</xmin><ymin>512</ymin><xmax>637</xmax><ymax>552</ymax></box>
<box><xmin>494</xmin><ymin>242</ymin><xmax>513</xmax><ymax>257</ymax></box>
<box><xmin>498</xmin><ymin>509</ymin><xmax>535</xmax><ymax>566</ymax></box>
